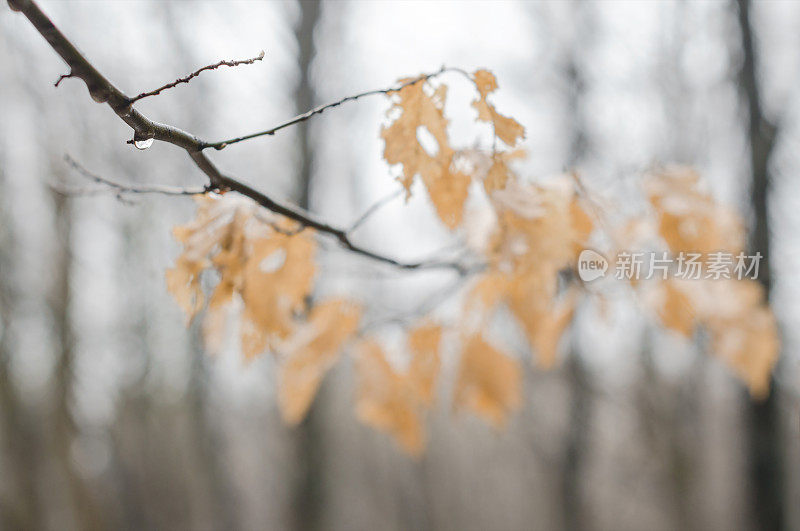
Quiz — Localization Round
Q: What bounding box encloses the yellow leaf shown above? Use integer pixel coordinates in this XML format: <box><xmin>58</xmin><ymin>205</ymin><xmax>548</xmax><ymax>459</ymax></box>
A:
<box><xmin>381</xmin><ymin>79</ymin><xmax>469</xmax><ymax>229</ymax></box>
<box><xmin>202</xmin><ymin>305</ymin><xmax>228</xmax><ymax>356</ymax></box>
<box><xmin>239</xmin><ymin>230</ymin><xmax>316</xmax><ymax>359</ymax></box>
<box><xmin>484</xmin><ymin>156</ymin><xmax>511</xmax><ymax>196</ymax></box>
<box><xmin>355</xmin><ymin>340</ymin><xmax>425</xmax><ymax>456</ymax></box>
<box><xmin>166</xmin><ymin>195</ymin><xmax>316</xmax><ymax>360</ymax></box>
<box><xmin>423</xmin><ymin>166</ymin><xmax>471</xmax><ymax>229</ymax></box>
<box><xmin>709</xmin><ymin>304</ymin><xmax>778</xmax><ymax>399</ymax></box>
<box><xmin>454</xmin><ymin>334</ymin><xmax>521</xmax><ymax>428</ymax></box>
<box><xmin>279</xmin><ymin>299</ymin><xmax>361</xmax><ymax>424</ymax></box>
<box><xmin>407</xmin><ymin>323</ymin><xmax>442</xmax><ymax>405</ymax></box>
<box><xmin>642</xmin><ymin>169</ymin><xmax>778</xmax><ymax>395</ymax></box>
<box><xmin>699</xmin><ymin>280</ymin><xmax>779</xmax><ymax>398</ymax></box>
<box><xmin>470</xmin><ymin>177</ymin><xmax>586</xmax><ymax>364</ymax></box>
<box><xmin>517</xmin><ymin>292</ymin><xmax>576</xmax><ymax>368</ymax></box>
<box><xmin>165</xmin><ymin>256</ymin><xmax>206</xmax><ymax>322</ymax></box>
<box><xmin>655</xmin><ymin>280</ymin><xmax>696</xmax><ymax>338</ymax></box>
<box><xmin>471</xmin><ymin>69</ymin><xmax>525</xmax><ymax>148</ymax></box>
<box><xmin>646</xmin><ymin>167</ymin><xmax>744</xmax><ymax>256</ymax></box>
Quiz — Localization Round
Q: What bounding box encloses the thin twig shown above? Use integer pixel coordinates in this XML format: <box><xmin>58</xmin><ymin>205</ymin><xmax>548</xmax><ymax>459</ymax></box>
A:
<box><xmin>128</xmin><ymin>51</ymin><xmax>265</xmax><ymax>104</ymax></box>
<box><xmin>64</xmin><ymin>155</ymin><xmax>206</xmax><ymax>196</ymax></box>
<box><xmin>54</xmin><ymin>71</ymin><xmax>73</xmax><ymax>87</ymax></box>
<box><xmin>10</xmin><ymin>0</ymin><xmax>472</xmax><ymax>274</ymax></box>
<box><xmin>348</xmin><ymin>188</ymin><xmax>405</xmax><ymax>232</ymax></box>
<box><xmin>359</xmin><ymin>275</ymin><xmax>471</xmax><ymax>333</ymax></box>
<box><xmin>204</xmin><ymin>66</ymin><xmax>473</xmax><ymax>150</ymax></box>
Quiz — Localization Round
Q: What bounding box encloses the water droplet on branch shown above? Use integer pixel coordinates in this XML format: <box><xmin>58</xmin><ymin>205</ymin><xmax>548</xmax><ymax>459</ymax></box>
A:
<box><xmin>133</xmin><ymin>137</ymin><xmax>154</xmax><ymax>150</ymax></box>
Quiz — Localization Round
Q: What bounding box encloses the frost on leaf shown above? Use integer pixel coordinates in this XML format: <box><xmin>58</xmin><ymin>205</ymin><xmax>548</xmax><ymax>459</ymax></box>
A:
<box><xmin>471</xmin><ymin>178</ymin><xmax>592</xmax><ymax>367</ymax></box>
<box><xmin>166</xmin><ymin>195</ymin><xmax>316</xmax><ymax>360</ymax></box>
<box><xmin>454</xmin><ymin>334</ymin><xmax>521</xmax><ymax>428</ymax></box>
<box><xmin>471</xmin><ymin>69</ymin><xmax>525</xmax><ymax>148</ymax></box>
<box><xmin>278</xmin><ymin>299</ymin><xmax>361</xmax><ymax>424</ymax></box>
<box><xmin>381</xmin><ymin>79</ymin><xmax>470</xmax><ymax>229</ymax></box>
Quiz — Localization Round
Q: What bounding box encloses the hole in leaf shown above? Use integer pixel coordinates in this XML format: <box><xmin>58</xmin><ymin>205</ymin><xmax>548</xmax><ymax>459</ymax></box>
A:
<box><xmin>259</xmin><ymin>248</ymin><xmax>287</xmax><ymax>273</ymax></box>
<box><xmin>416</xmin><ymin>126</ymin><xmax>439</xmax><ymax>157</ymax></box>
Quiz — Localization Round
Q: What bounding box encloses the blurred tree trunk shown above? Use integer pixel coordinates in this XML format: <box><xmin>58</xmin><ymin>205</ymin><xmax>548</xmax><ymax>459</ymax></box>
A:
<box><xmin>0</xmin><ymin>158</ymin><xmax>42</xmax><ymax>531</ymax></box>
<box><xmin>49</xmin><ymin>172</ymin><xmax>104</xmax><ymax>531</ymax></box>
<box><xmin>162</xmin><ymin>5</ymin><xmax>240</xmax><ymax>529</ymax></box>
<box><xmin>291</xmin><ymin>3</ymin><xmax>325</xmax><ymax>531</ymax></box>
<box><xmin>657</xmin><ymin>4</ymin><xmax>703</xmax><ymax>526</ymax></box>
<box><xmin>560</xmin><ymin>6</ymin><xmax>592</xmax><ymax>528</ymax></box>
<box><xmin>734</xmin><ymin>1</ymin><xmax>785</xmax><ymax>530</ymax></box>
<box><xmin>635</xmin><ymin>333</ymin><xmax>697</xmax><ymax>531</ymax></box>
<box><xmin>561</xmin><ymin>349</ymin><xmax>590</xmax><ymax>531</ymax></box>
<box><xmin>295</xmin><ymin>0</ymin><xmax>320</xmax><ymax>210</ymax></box>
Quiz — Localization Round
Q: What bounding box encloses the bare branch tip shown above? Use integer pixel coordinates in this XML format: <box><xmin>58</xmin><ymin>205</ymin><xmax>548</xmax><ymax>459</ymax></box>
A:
<box><xmin>54</xmin><ymin>71</ymin><xmax>73</xmax><ymax>87</ymax></box>
<box><xmin>128</xmin><ymin>50</ymin><xmax>266</xmax><ymax>104</ymax></box>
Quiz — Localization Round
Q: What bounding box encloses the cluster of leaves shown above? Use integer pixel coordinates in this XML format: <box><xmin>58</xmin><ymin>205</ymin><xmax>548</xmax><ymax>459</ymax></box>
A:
<box><xmin>639</xmin><ymin>168</ymin><xmax>778</xmax><ymax>398</ymax></box>
<box><xmin>166</xmin><ymin>71</ymin><xmax>778</xmax><ymax>455</ymax></box>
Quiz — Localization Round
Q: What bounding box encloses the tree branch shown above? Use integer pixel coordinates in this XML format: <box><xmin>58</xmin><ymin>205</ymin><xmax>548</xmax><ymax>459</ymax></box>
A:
<box><xmin>128</xmin><ymin>51</ymin><xmax>265</xmax><ymax>104</ymax></box>
<box><xmin>359</xmin><ymin>275</ymin><xmax>470</xmax><ymax>333</ymax></box>
<box><xmin>203</xmin><ymin>66</ymin><xmax>472</xmax><ymax>150</ymax></box>
<box><xmin>63</xmin><ymin>155</ymin><xmax>207</xmax><ymax>196</ymax></box>
<box><xmin>54</xmin><ymin>71</ymin><xmax>73</xmax><ymax>87</ymax></box>
<box><xmin>348</xmin><ymin>188</ymin><xmax>404</xmax><ymax>232</ymax></box>
<box><xmin>9</xmin><ymin>0</ymin><xmax>473</xmax><ymax>274</ymax></box>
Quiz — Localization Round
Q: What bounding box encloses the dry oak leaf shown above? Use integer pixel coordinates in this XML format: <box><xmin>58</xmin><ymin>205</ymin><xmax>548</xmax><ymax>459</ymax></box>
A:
<box><xmin>355</xmin><ymin>339</ymin><xmax>427</xmax><ymax>456</ymax></box>
<box><xmin>239</xmin><ymin>227</ymin><xmax>316</xmax><ymax>360</ymax></box>
<box><xmin>483</xmin><ymin>150</ymin><xmax>525</xmax><ymax>196</ymax></box>
<box><xmin>472</xmin><ymin>69</ymin><xmax>525</xmax><ymax>148</ymax></box>
<box><xmin>691</xmin><ymin>279</ymin><xmax>779</xmax><ymax>399</ymax></box>
<box><xmin>653</xmin><ymin>279</ymin><xmax>697</xmax><ymax>338</ymax></box>
<box><xmin>646</xmin><ymin>167</ymin><xmax>744</xmax><ymax>256</ymax></box>
<box><xmin>166</xmin><ymin>195</ymin><xmax>247</xmax><ymax>322</ymax></box>
<box><xmin>166</xmin><ymin>195</ymin><xmax>316</xmax><ymax>360</ymax></box>
<box><xmin>407</xmin><ymin>322</ymin><xmax>443</xmax><ymax>406</ymax></box>
<box><xmin>708</xmin><ymin>302</ymin><xmax>778</xmax><ymax>400</ymax></box>
<box><xmin>278</xmin><ymin>299</ymin><xmax>361</xmax><ymax>424</ymax></box>
<box><xmin>643</xmin><ymin>170</ymin><xmax>778</xmax><ymax>396</ymax></box>
<box><xmin>470</xmin><ymin>178</ymin><xmax>591</xmax><ymax>366</ymax></box>
<box><xmin>454</xmin><ymin>333</ymin><xmax>522</xmax><ymax>428</ymax></box>
<box><xmin>381</xmin><ymin>78</ymin><xmax>470</xmax><ymax>229</ymax></box>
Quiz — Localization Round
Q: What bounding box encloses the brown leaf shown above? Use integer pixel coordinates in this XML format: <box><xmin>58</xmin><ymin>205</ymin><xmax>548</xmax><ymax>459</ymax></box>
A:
<box><xmin>454</xmin><ymin>334</ymin><xmax>521</xmax><ymax>428</ymax></box>
<box><xmin>279</xmin><ymin>299</ymin><xmax>361</xmax><ymax>424</ymax></box>
<box><xmin>407</xmin><ymin>323</ymin><xmax>442</xmax><ymax>405</ymax></box>
<box><xmin>654</xmin><ymin>280</ymin><xmax>696</xmax><ymax>338</ymax></box>
<box><xmin>355</xmin><ymin>340</ymin><xmax>425</xmax><ymax>455</ymax></box>
<box><xmin>471</xmin><ymin>69</ymin><xmax>525</xmax><ymax>148</ymax></box>
<box><xmin>470</xmin><ymin>178</ymin><xmax>587</xmax><ymax>365</ymax></box>
<box><xmin>646</xmin><ymin>167</ymin><xmax>744</xmax><ymax>256</ymax></box>
<box><xmin>239</xmin><ymin>230</ymin><xmax>316</xmax><ymax>359</ymax></box>
<box><xmin>166</xmin><ymin>195</ymin><xmax>316</xmax><ymax>360</ymax></box>
<box><xmin>382</xmin><ymin>80</ymin><xmax>470</xmax><ymax>229</ymax></box>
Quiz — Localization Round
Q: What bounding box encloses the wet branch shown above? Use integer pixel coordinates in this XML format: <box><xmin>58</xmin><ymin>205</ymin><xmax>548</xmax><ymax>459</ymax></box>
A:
<box><xmin>9</xmin><ymin>0</ymin><xmax>473</xmax><ymax>274</ymax></box>
<box><xmin>348</xmin><ymin>188</ymin><xmax>404</xmax><ymax>232</ymax></box>
<box><xmin>128</xmin><ymin>50</ymin><xmax>265</xmax><ymax>103</ymax></box>
<box><xmin>60</xmin><ymin>155</ymin><xmax>207</xmax><ymax>196</ymax></box>
<box><xmin>204</xmin><ymin>66</ymin><xmax>472</xmax><ymax>150</ymax></box>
